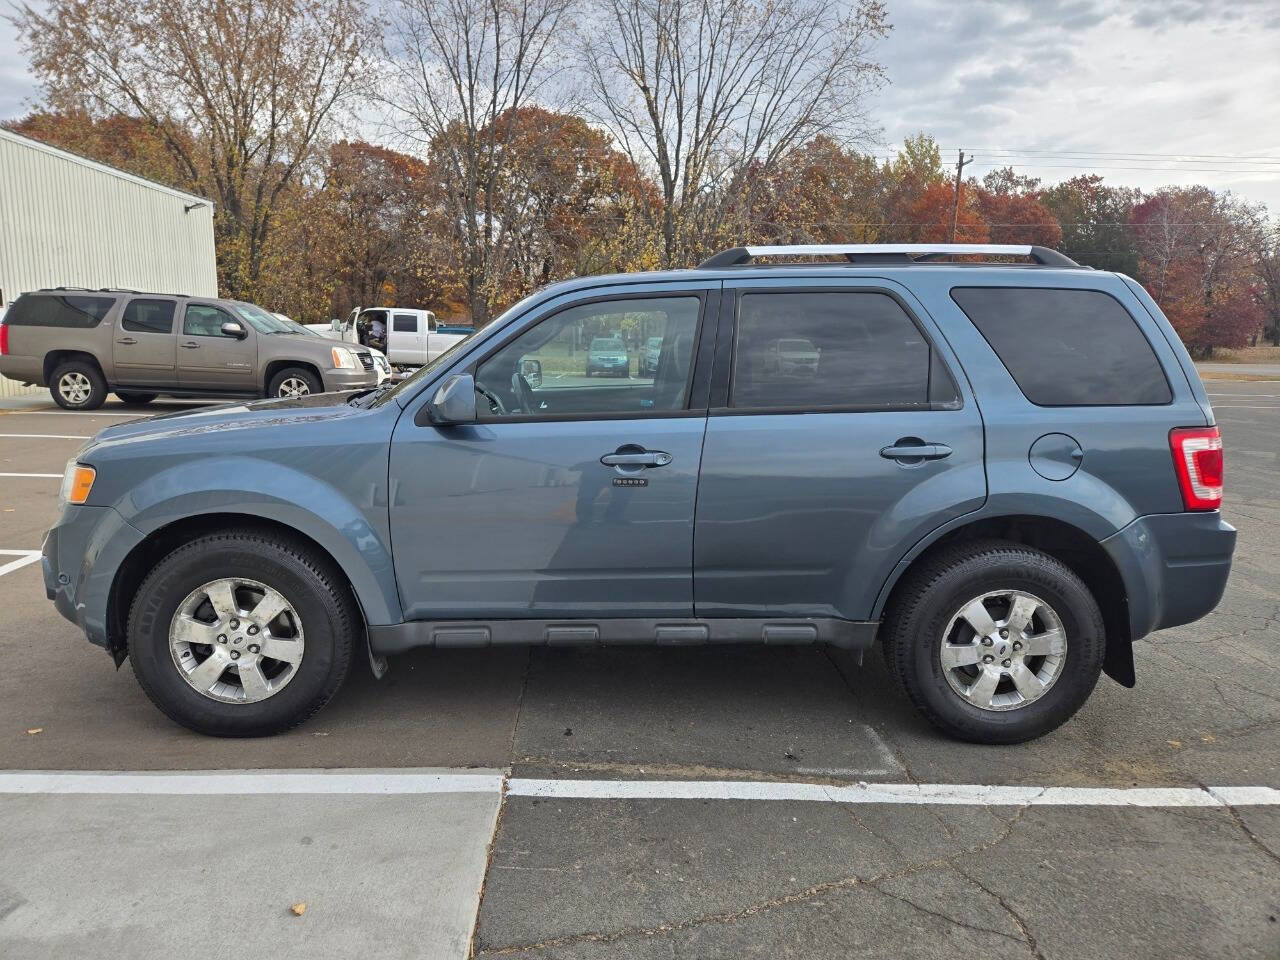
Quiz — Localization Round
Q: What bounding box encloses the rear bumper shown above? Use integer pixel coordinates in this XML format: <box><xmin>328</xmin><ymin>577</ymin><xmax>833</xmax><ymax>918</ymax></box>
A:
<box><xmin>0</xmin><ymin>355</ymin><xmax>44</xmax><ymax>385</ymax></box>
<box><xmin>42</xmin><ymin>504</ymin><xmax>145</xmax><ymax>652</ymax></box>
<box><xmin>1101</xmin><ymin>511</ymin><xmax>1236</xmax><ymax>640</ymax></box>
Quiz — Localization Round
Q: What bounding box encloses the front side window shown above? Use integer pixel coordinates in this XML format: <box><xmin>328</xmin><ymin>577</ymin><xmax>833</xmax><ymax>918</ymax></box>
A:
<box><xmin>731</xmin><ymin>291</ymin><xmax>958</xmax><ymax>409</ymax></box>
<box><xmin>950</xmin><ymin>287</ymin><xmax>1172</xmax><ymax>406</ymax></box>
<box><xmin>183</xmin><ymin>304</ymin><xmax>237</xmax><ymax>337</ymax></box>
<box><xmin>122</xmin><ymin>299</ymin><xmax>176</xmax><ymax>334</ymax></box>
<box><xmin>474</xmin><ymin>296</ymin><xmax>701</xmax><ymax>418</ymax></box>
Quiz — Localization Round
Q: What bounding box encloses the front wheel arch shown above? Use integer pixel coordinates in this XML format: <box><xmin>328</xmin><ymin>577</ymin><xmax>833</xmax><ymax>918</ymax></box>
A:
<box><xmin>107</xmin><ymin>514</ymin><xmax>371</xmax><ymax>668</ymax></box>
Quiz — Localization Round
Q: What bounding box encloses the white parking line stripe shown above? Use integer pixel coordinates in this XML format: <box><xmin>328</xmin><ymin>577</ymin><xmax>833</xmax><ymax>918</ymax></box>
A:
<box><xmin>0</xmin><ymin>551</ymin><xmax>41</xmax><ymax>576</ymax></box>
<box><xmin>0</xmin><ymin>771</ymin><xmax>1275</xmax><ymax>806</ymax></box>
<box><xmin>506</xmin><ymin>779</ymin><xmax>1246</xmax><ymax>806</ymax></box>
<box><xmin>0</xmin><ymin>472</ymin><xmax>60</xmax><ymax>478</ymax></box>
<box><xmin>4</xmin><ymin>410</ymin><xmax>143</xmax><ymax>418</ymax></box>
<box><xmin>0</xmin><ymin>770</ymin><xmax>506</xmax><ymax>795</ymax></box>
<box><xmin>0</xmin><ymin>433</ymin><xmax>90</xmax><ymax>439</ymax></box>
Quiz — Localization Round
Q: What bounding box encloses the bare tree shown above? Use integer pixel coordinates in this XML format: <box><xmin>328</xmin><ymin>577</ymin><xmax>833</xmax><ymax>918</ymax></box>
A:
<box><xmin>13</xmin><ymin>0</ymin><xmax>377</xmax><ymax>299</ymax></box>
<box><xmin>384</xmin><ymin>0</ymin><xmax>574</xmax><ymax>324</ymax></box>
<box><xmin>581</xmin><ymin>0</ymin><xmax>889</xmax><ymax>266</ymax></box>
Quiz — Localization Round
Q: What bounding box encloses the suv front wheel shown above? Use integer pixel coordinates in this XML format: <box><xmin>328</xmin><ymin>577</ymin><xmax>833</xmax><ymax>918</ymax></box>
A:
<box><xmin>127</xmin><ymin>528</ymin><xmax>357</xmax><ymax>736</ymax></box>
<box><xmin>883</xmin><ymin>540</ymin><xmax>1104</xmax><ymax>744</ymax></box>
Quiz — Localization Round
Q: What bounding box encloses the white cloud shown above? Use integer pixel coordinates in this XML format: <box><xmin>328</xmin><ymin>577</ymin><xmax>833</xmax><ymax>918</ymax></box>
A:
<box><xmin>874</xmin><ymin>0</ymin><xmax>1280</xmax><ymax>212</ymax></box>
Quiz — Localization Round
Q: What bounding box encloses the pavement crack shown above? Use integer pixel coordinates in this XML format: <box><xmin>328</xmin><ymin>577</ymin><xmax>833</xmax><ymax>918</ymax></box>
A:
<box><xmin>951</xmin><ymin>868</ymin><xmax>1046</xmax><ymax>960</ymax></box>
<box><xmin>478</xmin><ymin>802</ymin><xmax>1037</xmax><ymax>956</ymax></box>
<box><xmin>864</xmin><ymin>881</ymin><xmax>1030</xmax><ymax>946</ymax></box>
<box><xmin>821</xmin><ymin>647</ymin><xmax>921</xmax><ymax>784</ymax></box>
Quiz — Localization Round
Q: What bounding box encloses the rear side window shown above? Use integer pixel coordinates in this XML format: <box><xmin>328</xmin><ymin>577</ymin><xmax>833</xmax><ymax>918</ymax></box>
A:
<box><xmin>4</xmin><ymin>293</ymin><xmax>114</xmax><ymax>328</ymax></box>
<box><xmin>731</xmin><ymin>291</ymin><xmax>959</xmax><ymax>409</ymax></box>
<box><xmin>951</xmin><ymin>287</ymin><xmax>1172</xmax><ymax>406</ymax></box>
<box><xmin>122</xmin><ymin>299</ymin><xmax>175</xmax><ymax>334</ymax></box>
<box><xmin>393</xmin><ymin>314</ymin><xmax>417</xmax><ymax>332</ymax></box>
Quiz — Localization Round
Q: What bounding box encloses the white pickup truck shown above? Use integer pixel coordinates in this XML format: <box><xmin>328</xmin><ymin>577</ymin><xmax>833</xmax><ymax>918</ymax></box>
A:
<box><xmin>306</xmin><ymin>307</ymin><xmax>471</xmax><ymax>368</ymax></box>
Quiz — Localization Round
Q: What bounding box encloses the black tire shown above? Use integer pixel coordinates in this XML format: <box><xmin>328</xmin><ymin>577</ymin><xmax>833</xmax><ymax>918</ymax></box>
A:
<box><xmin>49</xmin><ymin>360</ymin><xmax>108</xmax><ymax>410</ymax></box>
<box><xmin>882</xmin><ymin>540</ymin><xmax>1104</xmax><ymax>744</ymax></box>
<box><xmin>267</xmin><ymin>366</ymin><xmax>323</xmax><ymax>399</ymax></box>
<box><xmin>128</xmin><ymin>528</ymin><xmax>357</xmax><ymax>737</ymax></box>
<box><xmin>116</xmin><ymin>391</ymin><xmax>158</xmax><ymax>405</ymax></box>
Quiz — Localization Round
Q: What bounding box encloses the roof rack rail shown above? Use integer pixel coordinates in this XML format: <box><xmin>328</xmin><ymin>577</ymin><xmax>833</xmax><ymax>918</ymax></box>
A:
<box><xmin>698</xmin><ymin>244</ymin><xmax>1081</xmax><ymax>268</ymax></box>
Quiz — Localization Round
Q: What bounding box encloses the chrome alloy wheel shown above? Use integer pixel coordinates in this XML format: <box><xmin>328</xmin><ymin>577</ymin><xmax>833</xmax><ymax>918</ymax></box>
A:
<box><xmin>277</xmin><ymin>377</ymin><xmax>311</xmax><ymax>398</ymax></box>
<box><xmin>58</xmin><ymin>372</ymin><xmax>92</xmax><ymax>405</ymax></box>
<box><xmin>169</xmin><ymin>578</ymin><xmax>305</xmax><ymax>703</ymax></box>
<box><xmin>940</xmin><ymin>590</ymin><xmax>1067</xmax><ymax>711</ymax></box>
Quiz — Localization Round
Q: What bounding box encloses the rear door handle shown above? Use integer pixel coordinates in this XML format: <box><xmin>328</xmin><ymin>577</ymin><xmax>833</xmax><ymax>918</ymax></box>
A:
<box><xmin>117</xmin><ymin>337</ymin><xmax>137</xmax><ymax>345</ymax></box>
<box><xmin>601</xmin><ymin>450</ymin><xmax>673</xmax><ymax>467</ymax></box>
<box><xmin>880</xmin><ymin>442</ymin><xmax>953</xmax><ymax>461</ymax></box>
<box><xmin>181</xmin><ymin>341</ymin><xmax>200</xmax><ymax>349</ymax></box>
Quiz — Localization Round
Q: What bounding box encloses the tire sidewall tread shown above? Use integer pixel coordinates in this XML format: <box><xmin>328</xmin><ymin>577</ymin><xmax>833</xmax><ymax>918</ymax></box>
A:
<box><xmin>884</xmin><ymin>539</ymin><xmax>1105</xmax><ymax>744</ymax></box>
<box><xmin>127</xmin><ymin>528</ymin><xmax>356</xmax><ymax>737</ymax></box>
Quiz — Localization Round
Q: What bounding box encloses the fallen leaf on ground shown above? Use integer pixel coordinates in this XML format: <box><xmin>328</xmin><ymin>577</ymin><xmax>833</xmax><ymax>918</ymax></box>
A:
<box><xmin>26</xmin><ymin>728</ymin><xmax>42</xmax><ymax>735</ymax></box>
<box><xmin>290</xmin><ymin>902</ymin><xmax>307</xmax><ymax>916</ymax></box>
<box><xmin>1167</xmin><ymin>739</ymin><xmax>1182</xmax><ymax>748</ymax></box>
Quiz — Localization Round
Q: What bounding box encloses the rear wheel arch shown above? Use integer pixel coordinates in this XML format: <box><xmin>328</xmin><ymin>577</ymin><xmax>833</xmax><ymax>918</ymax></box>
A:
<box><xmin>43</xmin><ymin>349</ymin><xmax>106</xmax><ymax>385</ymax></box>
<box><xmin>877</xmin><ymin>514</ymin><xmax>1133</xmax><ymax>687</ymax></box>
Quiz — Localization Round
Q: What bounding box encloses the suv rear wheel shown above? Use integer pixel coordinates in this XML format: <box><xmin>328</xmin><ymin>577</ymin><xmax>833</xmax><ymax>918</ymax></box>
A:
<box><xmin>127</xmin><ymin>528</ymin><xmax>357</xmax><ymax>736</ymax></box>
<box><xmin>268</xmin><ymin>367</ymin><xmax>322</xmax><ymax>399</ymax></box>
<box><xmin>49</xmin><ymin>360</ymin><xmax>107</xmax><ymax>410</ymax></box>
<box><xmin>883</xmin><ymin>540</ymin><xmax>1104</xmax><ymax>744</ymax></box>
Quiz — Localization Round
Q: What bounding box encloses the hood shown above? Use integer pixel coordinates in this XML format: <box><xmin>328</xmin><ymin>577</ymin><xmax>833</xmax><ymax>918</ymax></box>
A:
<box><xmin>87</xmin><ymin>391</ymin><xmax>367</xmax><ymax>447</ymax></box>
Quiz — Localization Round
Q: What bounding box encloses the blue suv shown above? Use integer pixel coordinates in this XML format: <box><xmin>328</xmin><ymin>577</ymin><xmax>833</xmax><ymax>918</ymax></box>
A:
<box><xmin>41</xmin><ymin>244</ymin><xmax>1235</xmax><ymax>743</ymax></box>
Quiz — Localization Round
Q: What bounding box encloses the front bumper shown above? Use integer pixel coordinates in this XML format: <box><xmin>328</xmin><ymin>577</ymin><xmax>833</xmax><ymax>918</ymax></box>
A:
<box><xmin>42</xmin><ymin>504</ymin><xmax>145</xmax><ymax>653</ymax></box>
<box><xmin>322</xmin><ymin>368</ymin><xmax>380</xmax><ymax>392</ymax></box>
<box><xmin>1101</xmin><ymin>511</ymin><xmax>1236</xmax><ymax>641</ymax></box>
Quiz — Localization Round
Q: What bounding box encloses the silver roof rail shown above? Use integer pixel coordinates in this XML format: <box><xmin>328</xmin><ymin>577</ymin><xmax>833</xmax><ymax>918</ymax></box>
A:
<box><xmin>699</xmin><ymin>244</ymin><xmax>1081</xmax><ymax>268</ymax></box>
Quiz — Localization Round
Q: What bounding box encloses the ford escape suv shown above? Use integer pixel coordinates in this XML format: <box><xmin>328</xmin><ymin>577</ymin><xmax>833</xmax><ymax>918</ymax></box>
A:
<box><xmin>0</xmin><ymin>289</ymin><xmax>381</xmax><ymax>408</ymax></box>
<box><xmin>40</xmin><ymin>244</ymin><xmax>1235</xmax><ymax>743</ymax></box>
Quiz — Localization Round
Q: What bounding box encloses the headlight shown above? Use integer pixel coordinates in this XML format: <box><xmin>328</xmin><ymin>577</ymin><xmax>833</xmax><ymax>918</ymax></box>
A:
<box><xmin>60</xmin><ymin>460</ymin><xmax>96</xmax><ymax>505</ymax></box>
<box><xmin>331</xmin><ymin>346</ymin><xmax>358</xmax><ymax>370</ymax></box>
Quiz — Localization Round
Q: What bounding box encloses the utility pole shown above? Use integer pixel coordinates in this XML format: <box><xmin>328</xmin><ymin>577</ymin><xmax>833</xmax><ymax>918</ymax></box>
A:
<box><xmin>950</xmin><ymin>149</ymin><xmax>972</xmax><ymax>242</ymax></box>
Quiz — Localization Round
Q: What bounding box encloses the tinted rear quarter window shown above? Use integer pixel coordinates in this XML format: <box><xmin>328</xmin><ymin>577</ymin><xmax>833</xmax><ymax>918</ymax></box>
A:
<box><xmin>731</xmin><ymin>291</ymin><xmax>959</xmax><ymax>409</ymax></box>
<box><xmin>122</xmin><ymin>299</ymin><xmax>176</xmax><ymax>334</ymax></box>
<box><xmin>4</xmin><ymin>294</ymin><xmax>115</xmax><ymax>328</ymax></box>
<box><xmin>951</xmin><ymin>287</ymin><xmax>1171</xmax><ymax>406</ymax></box>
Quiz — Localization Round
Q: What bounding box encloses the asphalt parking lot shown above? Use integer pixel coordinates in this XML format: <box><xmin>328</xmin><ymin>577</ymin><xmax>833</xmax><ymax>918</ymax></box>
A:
<box><xmin>1</xmin><ymin>386</ymin><xmax>1278</xmax><ymax>959</ymax></box>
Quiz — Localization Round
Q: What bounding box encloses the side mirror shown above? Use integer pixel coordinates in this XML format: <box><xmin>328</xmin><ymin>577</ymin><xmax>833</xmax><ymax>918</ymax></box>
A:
<box><xmin>519</xmin><ymin>357</ymin><xmax>543</xmax><ymax>388</ymax></box>
<box><xmin>427</xmin><ymin>373</ymin><xmax>477</xmax><ymax>425</ymax></box>
<box><xmin>221</xmin><ymin>320</ymin><xmax>247</xmax><ymax>339</ymax></box>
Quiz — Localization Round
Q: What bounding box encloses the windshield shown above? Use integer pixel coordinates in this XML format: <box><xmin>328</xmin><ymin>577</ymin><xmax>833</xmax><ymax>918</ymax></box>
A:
<box><xmin>591</xmin><ymin>338</ymin><xmax>624</xmax><ymax>351</ymax></box>
<box><xmin>235</xmin><ymin>302</ymin><xmax>302</xmax><ymax>334</ymax></box>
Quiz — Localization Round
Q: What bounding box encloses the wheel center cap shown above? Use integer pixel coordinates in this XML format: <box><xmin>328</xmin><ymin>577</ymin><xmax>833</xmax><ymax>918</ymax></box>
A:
<box><xmin>995</xmin><ymin>640</ymin><xmax>1010</xmax><ymax>658</ymax></box>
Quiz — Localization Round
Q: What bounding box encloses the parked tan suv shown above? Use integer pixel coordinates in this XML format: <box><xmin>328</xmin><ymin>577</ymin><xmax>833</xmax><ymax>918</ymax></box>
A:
<box><xmin>0</xmin><ymin>289</ymin><xmax>380</xmax><ymax>409</ymax></box>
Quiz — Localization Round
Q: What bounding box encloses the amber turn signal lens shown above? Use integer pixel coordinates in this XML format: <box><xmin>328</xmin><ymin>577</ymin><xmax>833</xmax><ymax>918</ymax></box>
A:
<box><xmin>66</xmin><ymin>465</ymin><xmax>96</xmax><ymax>504</ymax></box>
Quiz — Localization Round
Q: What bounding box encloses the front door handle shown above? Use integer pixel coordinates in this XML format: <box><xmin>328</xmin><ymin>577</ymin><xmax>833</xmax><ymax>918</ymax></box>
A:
<box><xmin>181</xmin><ymin>341</ymin><xmax>200</xmax><ymax>349</ymax></box>
<box><xmin>880</xmin><ymin>441</ymin><xmax>953</xmax><ymax>461</ymax></box>
<box><xmin>117</xmin><ymin>337</ymin><xmax>137</xmax><ymax>345</ymax></box>
<box><xmin>601</xmin><ymin>449</ymin><xmax>673</xmax><ymax>468</ymax></box>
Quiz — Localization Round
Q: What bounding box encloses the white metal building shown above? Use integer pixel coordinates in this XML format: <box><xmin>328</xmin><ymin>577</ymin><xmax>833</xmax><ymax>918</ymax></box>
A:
<box><xmin>0</xmin><ymin>126</ymin><xmax>217</xmax><ymax>310</ymax></box>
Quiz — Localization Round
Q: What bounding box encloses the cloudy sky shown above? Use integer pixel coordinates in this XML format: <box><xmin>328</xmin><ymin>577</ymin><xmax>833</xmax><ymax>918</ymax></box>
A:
<box><xmin>2</xmin><ymin>0</ymin><xmax>1279</xmax><ymax>211</ymax></box>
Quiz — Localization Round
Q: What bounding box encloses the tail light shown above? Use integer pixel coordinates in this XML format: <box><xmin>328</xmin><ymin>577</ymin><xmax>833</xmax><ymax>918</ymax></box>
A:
<box><xmin>1170</xmin><ymin>426</ymin><xmax>1223</xmax><ymax>511</ymax></box>
<box><xmin>0</xmin><ymin>322</ymin><xmax>7</xmax><ymax>356</ymax></box>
